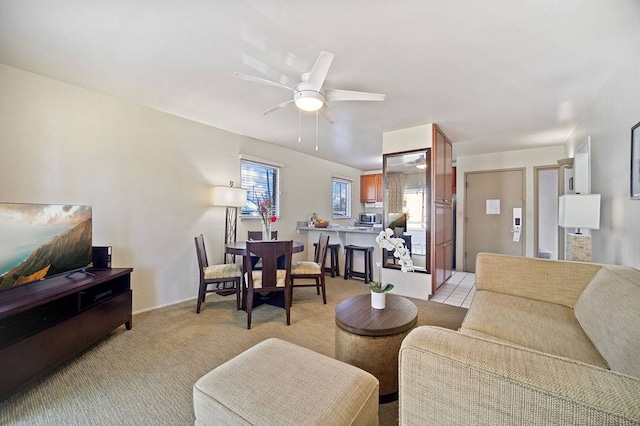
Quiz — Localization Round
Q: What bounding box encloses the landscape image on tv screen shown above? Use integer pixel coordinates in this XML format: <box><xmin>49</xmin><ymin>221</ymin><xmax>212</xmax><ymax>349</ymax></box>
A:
<box><xmin>0</xmin><ymin>203</ymin><xmax>92</xmax><ymax>291</ymax></box>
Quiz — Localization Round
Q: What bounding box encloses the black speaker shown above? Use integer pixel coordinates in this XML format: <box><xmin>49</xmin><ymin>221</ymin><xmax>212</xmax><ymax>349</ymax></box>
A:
<box><xmin>92</xmin><ymin>246</ymin><xmax>112</xmax><ymax>270</ymax></box>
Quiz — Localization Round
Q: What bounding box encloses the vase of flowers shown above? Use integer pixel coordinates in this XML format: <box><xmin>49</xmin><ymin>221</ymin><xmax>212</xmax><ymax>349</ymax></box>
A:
<box><xmin>369</xmin><ymin>228</ymin><xmax>414</xmax><ymax>309</ymax></box>
<box><xmin>257</xmin><ymin>195</ymin><xmax>276</xmax><ymax>240</ymax></box>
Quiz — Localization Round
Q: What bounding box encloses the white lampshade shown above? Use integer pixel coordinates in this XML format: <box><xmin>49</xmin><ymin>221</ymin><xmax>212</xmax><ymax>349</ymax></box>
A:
<box><xmin>558</xmin><ymin>194</ymin><xmax>601</xmax><ymax>230</ymax></box>
<box><xmin>211</xmin><ymin>186</ymin><xmax>247</xmax><ymax>207</ymax></box>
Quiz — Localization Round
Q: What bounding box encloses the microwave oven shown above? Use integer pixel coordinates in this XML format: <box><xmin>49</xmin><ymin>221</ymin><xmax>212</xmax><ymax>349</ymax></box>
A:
<box><xmin>359</xmin><ymin>213</ymin><xmax>382</xmax><ymax>225</ymax></box>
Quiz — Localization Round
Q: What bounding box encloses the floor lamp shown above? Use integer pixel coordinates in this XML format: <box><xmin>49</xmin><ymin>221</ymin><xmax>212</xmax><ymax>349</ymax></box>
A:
<box><xmin>212</xmin><ymin>182</ymin><xmax>247</xmax><ymax>264</ymax></box>
<box><xmin>559</xmin><ymin>194</ymin><xmax>601</xmax><ymax>262</ymax></box>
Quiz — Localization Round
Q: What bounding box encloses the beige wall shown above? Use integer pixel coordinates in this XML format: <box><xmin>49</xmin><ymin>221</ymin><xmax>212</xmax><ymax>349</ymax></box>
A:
<box><xmin>382</xmin><ymin>124</ymin><xmax>433</xmax><ymax>154</ymax></box>
<box><xmin>0</xmin><ymin>64</ymin><xmax>362</xmax><ymax>312</ymax></box>
<box><xmin>564</xmin><ymin>42</ymin><xmax>640</xmax><ymax>268</ymax></box>
<box><xmin>455</xmin><ymin>145</ymin><xmax>566</xmax><ymax>267</ymax></box>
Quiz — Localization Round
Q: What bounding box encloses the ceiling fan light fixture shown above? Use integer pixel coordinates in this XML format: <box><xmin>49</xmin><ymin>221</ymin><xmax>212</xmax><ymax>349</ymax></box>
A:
<box><xmin>413</xmin><ymin>154</ymin><xmax>427</xmax><ymax>169</ymax></box>
<box><xmin>294</xmin><ymin>91</ymin><xmax>324</xmax><ymax>112</ymax></box>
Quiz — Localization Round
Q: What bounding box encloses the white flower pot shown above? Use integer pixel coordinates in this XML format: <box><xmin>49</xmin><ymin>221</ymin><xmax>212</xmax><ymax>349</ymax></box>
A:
<box><xmin>371</xmin><ymin>291</ymin><xmax>386</xmax><ymax>309</ymax></box>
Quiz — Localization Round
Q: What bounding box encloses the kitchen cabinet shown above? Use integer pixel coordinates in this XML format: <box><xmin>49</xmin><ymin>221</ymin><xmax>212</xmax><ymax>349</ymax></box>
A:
<box><xmin>431</xmin><ymin>125</ymin><xmax>453</xmax><ymax>293</ymax></box>
<box><xmin>360</xmin><ymin>174</ymin><xmax>383</xmax><ymax>203</ymax></box>
<box><xmin>433</xmin><ymin>127</ymin><xmax>453</xmax><ymax>204</ymax></box>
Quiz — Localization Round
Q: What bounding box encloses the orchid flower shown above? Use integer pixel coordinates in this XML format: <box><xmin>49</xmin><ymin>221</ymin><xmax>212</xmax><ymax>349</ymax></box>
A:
<box><xmin>370</xmin><ymin>228</ymin><xmax>414</xmax><ymax>292</ymax></box>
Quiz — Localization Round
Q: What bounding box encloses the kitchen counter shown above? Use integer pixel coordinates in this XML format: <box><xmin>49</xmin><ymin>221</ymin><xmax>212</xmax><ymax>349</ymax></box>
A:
<box><xmin>297</xmin><ymin>226</ymin><xmax>382</xmax><ymax>281</ymax></box>
<box><xmin>297</xmin><ymin>226</ymin><xmax>431</xmax><ymax>302</ymax></box>
<box><xmin>296</xmin><ymin>225</ymin><xmax>381</xmax><ymax>234</ymax></box>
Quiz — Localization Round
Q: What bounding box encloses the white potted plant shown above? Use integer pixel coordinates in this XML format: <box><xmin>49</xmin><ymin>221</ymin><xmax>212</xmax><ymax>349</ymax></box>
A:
<box><xmin>369</xmin><ymin>228</ymin><xmax>414</xmax><ymax>309</ymax></box>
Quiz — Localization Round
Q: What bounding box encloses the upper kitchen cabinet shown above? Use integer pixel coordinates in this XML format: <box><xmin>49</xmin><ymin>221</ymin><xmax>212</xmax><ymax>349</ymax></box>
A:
<box><xmin>360</xmin><ymin>173</ymin><xmax>383</xmax><ymax>203</ymax></box>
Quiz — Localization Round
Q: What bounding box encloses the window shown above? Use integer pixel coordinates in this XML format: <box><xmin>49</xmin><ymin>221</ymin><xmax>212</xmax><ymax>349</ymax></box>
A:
<box><xmin>240</xmin><ymin>159</ymin><xmax>280</xmax><ymax>218</ymax></box>
<box><xmin>332</xmin><ymin>177</ymin><xmax>352</xmax><ymax>218</ymax></box>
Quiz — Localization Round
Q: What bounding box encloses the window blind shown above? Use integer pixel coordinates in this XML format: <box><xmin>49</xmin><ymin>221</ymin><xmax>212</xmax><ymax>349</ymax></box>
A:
<box><xmin>240</xmin><ymin>160</ymin><xmax>280</xmax><ymax>218</ymax></box>
<box><xmin>332</xmin><ymin>178</ymin><xmax>351</xmax><ymax>218</ymax></box>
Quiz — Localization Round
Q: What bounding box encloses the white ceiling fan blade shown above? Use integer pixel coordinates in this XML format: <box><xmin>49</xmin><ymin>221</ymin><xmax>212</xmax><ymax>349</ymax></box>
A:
<box><xmin>324</xmin><ymin>88</ymin><xmax>386</xmax><ymax>102</ymax></box>
<box><xmin>305</xmin><ymin>51</ymin><xmax>334</xmax><ymax>91</ymax></box>
<box><xmin>233</xmin><ymin>72</ymin><xmax>294</xmax><ymax>91</ymax></box>
<box><xmin>318</xmin><ymin>104</ymin><xmax>336</xmax><ymax>124</ymax></box>
<box><xmin>262</xmin><ymin>99</ymin><xmax>295</xmax><ymax>115</ymax></box>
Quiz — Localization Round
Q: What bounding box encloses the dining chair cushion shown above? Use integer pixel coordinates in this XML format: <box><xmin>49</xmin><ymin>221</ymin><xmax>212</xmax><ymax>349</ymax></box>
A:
<box><xmin>204</xmin><ymin>264</ymin><xmax>242</xmax><ymax>280</ymax></box>
<box><xmin>291</xmin><ymin>261</ymin><xmax>322</xmax><ymax>275</ymax></box>
<box><xmin>246</xmin><ymin>269</ymin><xmax>288</xmax><ymax>288</ymax></box>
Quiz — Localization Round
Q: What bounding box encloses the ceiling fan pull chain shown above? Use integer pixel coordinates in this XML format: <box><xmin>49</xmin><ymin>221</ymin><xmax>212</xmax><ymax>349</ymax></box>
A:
<box><xmin>298</xmin><ymin>109</ymin><xmax>302</xmax><ymax>143</ymax></box>
<box><xmin>315</xmin><ymin>111</ymin><xmax>319</xmax><ymax>151</ymax></box>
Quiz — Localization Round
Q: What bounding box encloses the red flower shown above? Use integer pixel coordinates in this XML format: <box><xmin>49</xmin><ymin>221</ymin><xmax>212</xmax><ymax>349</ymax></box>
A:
<box><xmin>270</xmin><ymin>216</ymin><xmax>277</xmax><ymax>223</ymax></box>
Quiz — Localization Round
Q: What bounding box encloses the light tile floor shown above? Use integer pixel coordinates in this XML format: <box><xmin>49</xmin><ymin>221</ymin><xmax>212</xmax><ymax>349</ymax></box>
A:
<box><xmin>431</xmin><ymin>271</ymin><xmax>476</xmax><ymax>308</ymax></box>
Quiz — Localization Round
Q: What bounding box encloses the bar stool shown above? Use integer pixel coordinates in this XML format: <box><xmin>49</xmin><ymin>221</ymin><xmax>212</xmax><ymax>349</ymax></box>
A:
<box><xmin>313</xmin><ymin>242</ymin><xmax>341</xmax><ymax>277</ymax></box>
<box><xmin>344</xmin><ymin>245</ymin><xmax>374</xmax><ymax>284</ymax></box>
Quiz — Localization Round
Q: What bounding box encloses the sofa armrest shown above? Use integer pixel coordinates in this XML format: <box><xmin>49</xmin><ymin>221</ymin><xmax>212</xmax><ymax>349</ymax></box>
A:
<box><xmin>399</xmin><ymin>326</ymin><xmax>640</xmax><ymax>426</ymax></box>
<box><xmin>475</xmin><ymin>252</ymin><xmax>602</xmax><ymax>307</ymax></box>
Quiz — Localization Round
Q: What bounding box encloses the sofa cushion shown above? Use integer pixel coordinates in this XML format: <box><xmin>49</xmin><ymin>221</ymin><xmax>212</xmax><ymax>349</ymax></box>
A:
<box><xmin>475</xmin><ymin>253</ymin><xmax>602</xmax><ymax>308</ymax></box>
<box><xmin>399</xmin><ymin>326</ymin><xmax>640</xmax><ymax>425</ymax></box>
<box><xmin>461</xmin><ymin>290</ymin><xmax>608</xmax><ymax>368</ymax></box>
<box><xmin>459</xmin><ymin>328</ymin><xmax>531</xmax><ymax>349</ymax></box>
<box><xmin>575</xmin><ymin>265</ymin><xmax>640</xmax><ymax>378</ymax></box>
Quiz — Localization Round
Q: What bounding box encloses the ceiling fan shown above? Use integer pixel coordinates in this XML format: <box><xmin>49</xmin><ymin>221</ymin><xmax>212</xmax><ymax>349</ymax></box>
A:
<box><xmin>402</xmin><ymin>153</ymin><xmax>427</xmax><ymax>170</ymax></box>
<box><xmin>233</xmin><ymin>51</ymin><xmax>385</xmax><ymax>125</ymax></box>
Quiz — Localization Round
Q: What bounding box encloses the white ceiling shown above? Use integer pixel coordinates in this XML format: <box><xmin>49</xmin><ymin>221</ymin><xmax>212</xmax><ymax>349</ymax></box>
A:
<box><xmin>1</xmin><ymin>1</ymin><xmax>639</xmax><ymax>171</ymax></box>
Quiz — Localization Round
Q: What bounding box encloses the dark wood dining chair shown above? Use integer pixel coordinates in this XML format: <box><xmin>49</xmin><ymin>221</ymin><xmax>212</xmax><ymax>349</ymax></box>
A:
<box><xmin>244</xmin><ymin>240</ymin><xmax>293</xmax><ymax>329</ymax></box>
<box><xmin>247</xmin><ymin>230</ymin><xmax>278</xmax><ymax>240</ymax></box>
<box><xmin>194</xmin><ymin>234</ymin><xmax>242</xmax><ymax>312</ymax></box>
<box><xmin>247</xmin><ymin>231</ymin><xmax>279</xmax><ymax>270</ymax></box>
<box><xmin>290</xmin><ymin>233</ymin><xmax>329</xmax><ymax>304</ymax></box>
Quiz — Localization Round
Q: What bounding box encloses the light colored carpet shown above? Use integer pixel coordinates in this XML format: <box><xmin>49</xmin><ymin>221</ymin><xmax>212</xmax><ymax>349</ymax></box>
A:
<box><xmin>0</xmin><ymin>276</ymin><xmax>467</xmax><ymax>425</ymax></box>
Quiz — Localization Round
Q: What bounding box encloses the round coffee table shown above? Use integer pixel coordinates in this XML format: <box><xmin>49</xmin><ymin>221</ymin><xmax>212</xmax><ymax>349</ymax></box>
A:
<box><xmin>335</xmin><ymin>293</ymin><xmax>418</xmax><ymax>403</ymax></box>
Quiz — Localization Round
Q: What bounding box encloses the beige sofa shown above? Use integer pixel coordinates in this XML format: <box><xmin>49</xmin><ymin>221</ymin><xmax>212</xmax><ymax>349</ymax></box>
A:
<box><xmin>399</xmin><ymin>253</ymin><xmax>640</xmax><ymax>425</ymax></box>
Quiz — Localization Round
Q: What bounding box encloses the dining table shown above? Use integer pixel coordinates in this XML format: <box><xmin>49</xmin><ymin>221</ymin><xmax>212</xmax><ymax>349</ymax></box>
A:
<box><xmin>224</xmin><ymin>240</ymin><xmax>305</xmax><ymax>257</ymax></box>
<box><xmin>224</xmin><ymin>240</ymin><xmax>306</xmax><ymax>310</ymax></box>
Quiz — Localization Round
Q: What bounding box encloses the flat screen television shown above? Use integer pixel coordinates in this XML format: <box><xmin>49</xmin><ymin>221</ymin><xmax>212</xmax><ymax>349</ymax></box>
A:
<box><xmin>0</xmin><ymin>203</ymin><xmax>92</xmax><ymax>292</ymax></box>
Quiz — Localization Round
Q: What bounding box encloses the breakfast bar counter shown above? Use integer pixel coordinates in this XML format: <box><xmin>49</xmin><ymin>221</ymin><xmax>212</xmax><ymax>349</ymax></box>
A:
<box><xmin>297</xmin><ymin>226</ymin><xmax>382</xmax><ymax>282</ymax></box>
<box><xmin>296</xmin><ymin>225</ymin><xmax>380</xmax><ymax>234</ymax></box>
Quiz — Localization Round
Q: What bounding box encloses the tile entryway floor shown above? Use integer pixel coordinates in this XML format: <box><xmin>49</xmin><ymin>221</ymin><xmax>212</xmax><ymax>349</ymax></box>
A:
<box><xmin>431</xmin><ymin>271</ymin><xmax>476</xmax><ymax>308</ymax></box>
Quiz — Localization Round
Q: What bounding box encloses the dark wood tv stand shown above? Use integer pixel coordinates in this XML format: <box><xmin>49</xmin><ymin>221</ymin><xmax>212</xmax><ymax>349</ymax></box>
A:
<box><xmin>0</xmin><ymin>268</ymin><xmax>133</xmax><ymax>401</ymax></box>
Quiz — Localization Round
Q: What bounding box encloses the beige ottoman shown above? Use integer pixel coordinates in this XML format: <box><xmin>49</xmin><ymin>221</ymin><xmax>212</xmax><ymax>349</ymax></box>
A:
<box><xmin>193</xmin><ymin>338</ymin><xmax>379</xmax><ymax>425</ymax></box>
